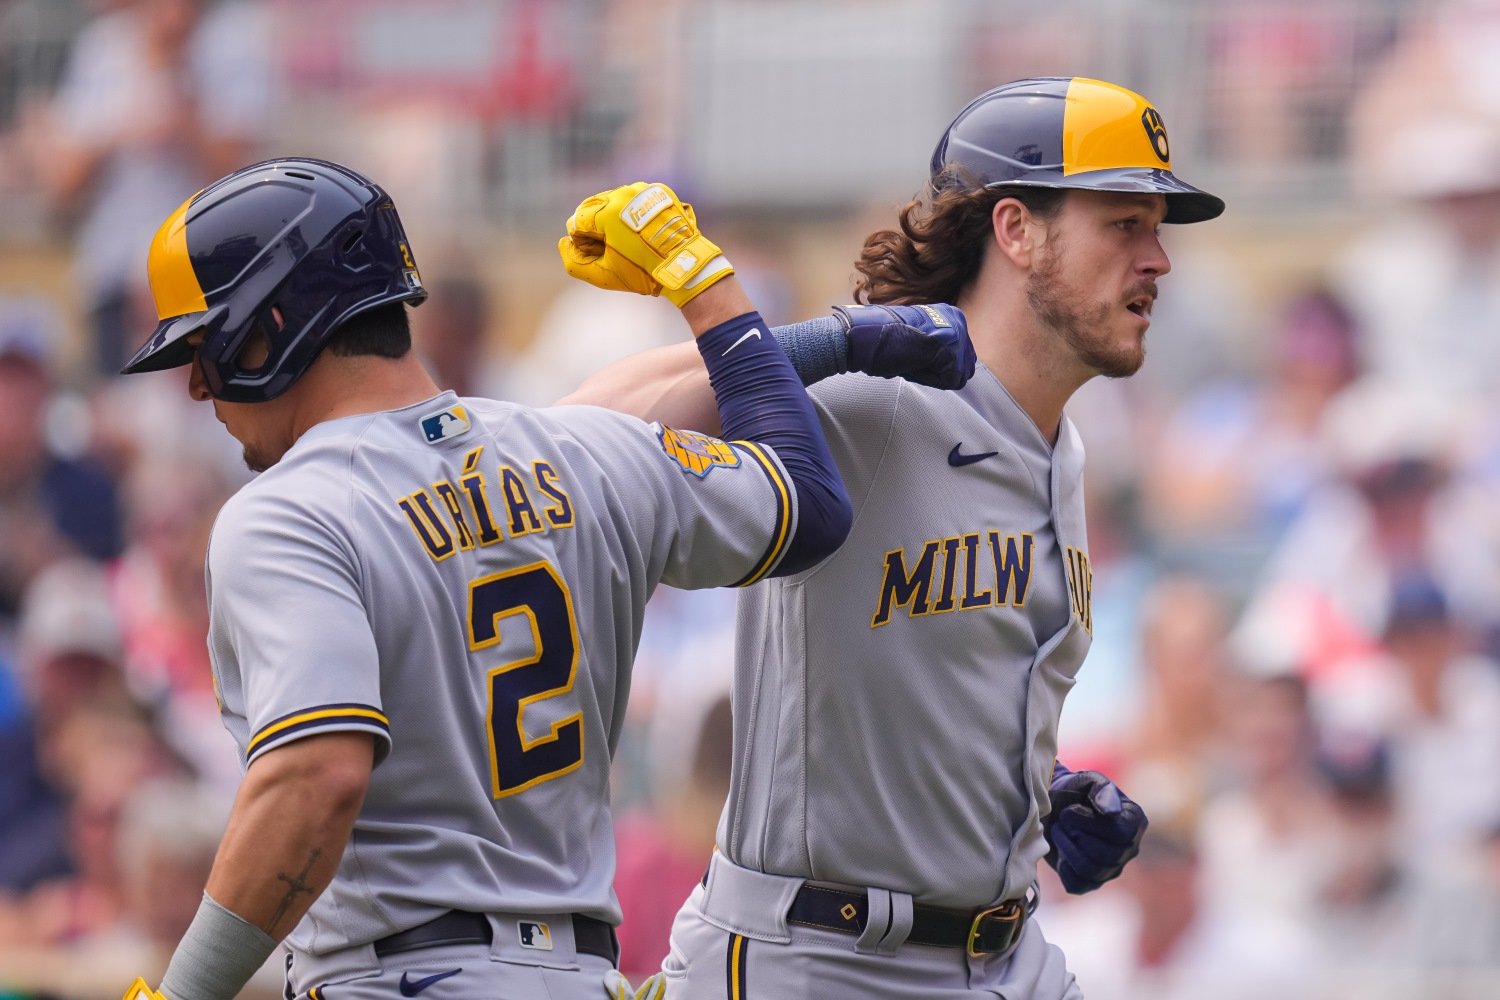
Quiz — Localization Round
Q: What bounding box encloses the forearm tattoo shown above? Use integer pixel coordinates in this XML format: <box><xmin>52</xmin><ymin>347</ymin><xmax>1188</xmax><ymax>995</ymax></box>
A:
<box><xmin>269</xmin><ymin>848</ymin><xmax>322</xmax><ymax>934</ymax></box>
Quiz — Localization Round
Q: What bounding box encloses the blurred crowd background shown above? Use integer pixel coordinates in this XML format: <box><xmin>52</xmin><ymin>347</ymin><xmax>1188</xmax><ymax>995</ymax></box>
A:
<box><xmin>0</xmin><ymin>0</ymin><xmax>1497</xmax><ymax>997</ymax></box>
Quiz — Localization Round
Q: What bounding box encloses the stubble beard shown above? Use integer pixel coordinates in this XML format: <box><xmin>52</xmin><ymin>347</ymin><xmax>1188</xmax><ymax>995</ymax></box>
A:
<box><xmin>1026</xmin><ymin>244</ymin><xmax>1146</xmax><ymax>379</ymax></box>
<box><xmin>242</xmin><ymin>447</ymin><xmax>270</xmax><ymax>474</ymax></box>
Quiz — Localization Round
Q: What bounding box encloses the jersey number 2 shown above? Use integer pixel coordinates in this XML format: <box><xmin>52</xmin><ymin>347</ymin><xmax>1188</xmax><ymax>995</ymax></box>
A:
<box><xmin>468</xmin><ymin>562</ymin><xmax>583</xmax><ymax>797</ymax></box>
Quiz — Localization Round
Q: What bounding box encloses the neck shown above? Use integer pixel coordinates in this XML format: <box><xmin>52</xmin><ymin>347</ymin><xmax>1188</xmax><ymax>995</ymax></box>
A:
<box><xmin>287</xmin><ymin>351</ymin><xmax>443</xmax><ymax>442</ymax></box>
<box><xmin>958</xmin><ymin>284</ymin><xmax>1093</xmax><ymax>447</ymax></box>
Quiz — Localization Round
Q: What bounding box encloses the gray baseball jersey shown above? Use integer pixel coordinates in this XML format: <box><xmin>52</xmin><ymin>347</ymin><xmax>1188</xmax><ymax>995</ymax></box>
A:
<box><xmin>718</xmin><ymin>361</ymin><xmax>1093</xmax><ymax>910</ymax></box>
<box><xmin>203</xmin><ymin>389</ymin><xmax>798</xmax><ymax>956</ymax></box>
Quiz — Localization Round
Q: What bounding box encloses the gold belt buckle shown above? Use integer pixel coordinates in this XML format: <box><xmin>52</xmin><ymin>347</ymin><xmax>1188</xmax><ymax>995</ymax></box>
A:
<box><xmin>966</xmin><ymin>899</ymin><xmax>1024</xmax><ymax>958</ymax></box>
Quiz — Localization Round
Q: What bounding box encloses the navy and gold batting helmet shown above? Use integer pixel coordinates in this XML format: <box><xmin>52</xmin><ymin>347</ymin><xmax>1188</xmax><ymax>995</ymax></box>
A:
<box><xmin>123</xmin><ymin>157</ymin><xmax>427</xmax><ymax>402</ymax></box>
<box><xmin>930</xmin><ymin>77</ymin><xmax>1224</xmax><ymax>224</ymax></box>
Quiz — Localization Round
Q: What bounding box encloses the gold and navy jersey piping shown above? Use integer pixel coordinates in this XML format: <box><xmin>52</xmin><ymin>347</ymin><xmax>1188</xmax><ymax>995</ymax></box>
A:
<box><xmin>729</xmin><ymin>441</ymin><xmax>792</xmax><ymax>587</ymax></box>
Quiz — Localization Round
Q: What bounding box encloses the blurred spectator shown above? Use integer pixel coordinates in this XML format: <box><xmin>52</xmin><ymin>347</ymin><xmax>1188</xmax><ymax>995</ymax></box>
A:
<box><xmin>14</xmin><ymin>695</ymin><xmax>174</xmax><ymax>948</ymax></box>
<box><xmin>0</xmin><ymin>683</ymin><xmax>68</xmax><ymax>894</ymax></box>
<box><xmin>1192</xmin><ymin>673</ymin><xmax>1339</xmax><ymax>986</ymax></box>
<box><xmin>1336</xmin><ymin>111</ymin><xmax>1500</xmax><ymax>401</ymax></box>
<box><xmin>1311</xmin><ymin>730</ymin><xmax>1404</xmax><ymax>965</ymax></box>
<box><xmin>1205</xmin><ymin>0</ymin><xmax>1385</xmax><ymax>166</ymax></box>
<box><xmin>86</xmin><ymin>367</ymin><xmax>251</xmax><ymax>491</ymax></box>
<box><xmin>0</xmin><ymin>304</ymin><xmax>123</xmax><ymax>621</ymax></box>
<box><xmin>27</xmin><ymin>0</ymin><xmax>271</xmax><ymax>376</ymax></box>
<box><xmin>1306</xmin><ymin>618</ymin><xmax>1500</xmax><ymax>995</ymax></box>
<box><xmin>506</xmin><ymin>283</ymin><xmax>682</xmax><ymax>405</ymax></box>
<box><xmin>609</xmin><ymin>583</ymin><xmax>738</xmax><ymax>978</ymax></box>
<box><xmin>409</xmin><ymin>258</ymin><xmax>508</xmax><ymax>399</ymax></box>
<box><xmin>1120</xmin><ymin>575</ymin><xmax>1234</xmax><ymax>831</ymax></box>
<box><xmin>0</xmin><ymin>563</ymin><xmax>184</xmax><ymax>953</ymax></box>
<box><xmin>0</xmin><ymin>557</ymin><xmax>122</xmax><ymax>893</ymax></box>
<box><xmin>613</xmin><ymin>691</ymin><xmax>731</xmax><ymax>982</ymax></box>
<box><xmin>111</xmin><ymin>452</ymin><xmax>224</xmax><ymax>703</ymax></box>
<box><xmin>0</xmin><ymin>775</ymin><xmax>283</xmax><ymax>1000</ymax></box>
<box><xmin>1344</xmin><ymin>1</ymin><xmax>1500</xmax><ymax>401</ymax></box>
<box><xmin>14</xmin><ymin>558</ymin><xmax>128</xmax><ymax>739</ymax></box>
<box><xmin>1312</xmin><ymin>574</ymin><xmax>1500</xmax><ymax>883</ymax></box>
<box><xmin>109</xmin><ymin>451</ymin><xmax>238</xmax><ymax>792</ymax></box>
<box><xmin>1038</xmin><ymin>821</ymin><xmax>1310</xmax><ymax>1000</ymax></box>
<box><xmin>1343</xmin><ymin>0</ymin><xmax>1500</xmax><ymax>404</ymax></box>
<box><xmin>1347</xmin><ymin>0</ymin><xmax>1500</xmax><ymax>166</ymax></box>
<box><xmin>1401</xmin><ymin>821</ymin><xmax>1500</xmax><ymax>982</ymax></box>
<box><xmin>1239</xmin><ymin>377</ymin><xmax>1500</xmax><ymax>652</ymax></box>
<box><xmin>1139</xmin><ymin>288</ymin><xmax>1361</xmax><ymax>583</ymax></box>
<box><xmin>1377</xmin><ymin>575</ymin><xmax>1500</xmax><ymax>873</ymax></box>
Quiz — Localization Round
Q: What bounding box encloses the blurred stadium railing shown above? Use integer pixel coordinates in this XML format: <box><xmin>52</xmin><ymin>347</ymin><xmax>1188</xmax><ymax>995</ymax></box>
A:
<box><xmin>0</xmin><ymin>0</ymin><xmax>1421</xmax><ymax>238</ymax></box>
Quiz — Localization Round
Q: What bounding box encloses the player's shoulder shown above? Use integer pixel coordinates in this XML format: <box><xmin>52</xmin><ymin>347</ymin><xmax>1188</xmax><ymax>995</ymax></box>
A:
<box><xmin>809</xmin><ymin>370</ymin><xmax>974</xmax><ymax>436</ymax></box>
<box><xmin>527</xmin><ymin>401</ymin><xmax>673</xmax><ymax>458</ymax></box>
<box><xmin>809</xmin><ymin>370</ymin><xmax>902</xmax><ymax>408</ymax></box>
<box><xmin>213</xmin><ymin>462</ymin><xmax>336</xmax><ymax>543</ymax></box>
<box><xmin>536</xmin><ymin>400</ymin><xmax>655</xmax><ymax>435</ymax></box>
<box><xmin>212</xmin><ymin>425</ymin><xmax>370</xmax><ymax>540</ymax></box>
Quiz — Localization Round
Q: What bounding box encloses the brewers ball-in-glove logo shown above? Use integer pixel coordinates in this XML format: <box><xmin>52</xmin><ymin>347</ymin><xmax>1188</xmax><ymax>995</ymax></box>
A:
<box><xmin>657</xmin><ymin>426</ymin><xmax>740</xmax><ymax>477</ymax></box>
<box><xmin>1140</xmin><ymin>107</ymin><xmax>1170</xmax><ymax>163</ymax></box>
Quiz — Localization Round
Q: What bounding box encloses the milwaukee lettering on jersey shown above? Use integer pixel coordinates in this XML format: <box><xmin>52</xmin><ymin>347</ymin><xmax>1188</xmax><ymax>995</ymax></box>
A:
<box><xmin>395</xmin><ymin>445</ymin><xmax>576</xmax><ymax>562</ymax></box>
<box><xmin>1065</xmin><ymin>545</ymin><xmax>1093</xmax><ymax>635</ymax></box>
<box><xmin>870</xmin><ymin>532</ymin><xmax>1034</xmax><ymax>627</ymax></box>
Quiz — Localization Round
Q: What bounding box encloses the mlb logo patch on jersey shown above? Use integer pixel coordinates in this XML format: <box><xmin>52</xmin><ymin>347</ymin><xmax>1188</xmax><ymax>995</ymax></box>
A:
<box><xmin>517</xmin><ymin>920</ymin><xmax>553</xmax><ymax>951</ymax></box>
<box><xmin>419</xmin><ymin>404</ymin><xmax>470</xmax><ymax>443</ymax></box>
<box><xmin>657</xmin><ymin>425</ymin><xmax>740</xmax><ymax>478</ymax></box>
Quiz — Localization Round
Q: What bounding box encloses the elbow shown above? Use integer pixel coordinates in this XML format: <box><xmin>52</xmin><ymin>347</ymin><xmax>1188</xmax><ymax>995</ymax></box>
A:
<box><xmin>772</xmin><ymin>483</ymin><xmax>852</xmax><ymax>576</ymax></box>
<box><xmin>316</xmin><ymin>760</ymin><xmax>373</xmax><ymax>820</ymax></box>
<box><xmin>248</xmin><ymin>733</ymin><xmax>375</xmax><ymax>821</ymax></box>
<box><xmin>819</xmin><ymin>489</ymin><xmax>854</xmax><ymax>557</ymax></box>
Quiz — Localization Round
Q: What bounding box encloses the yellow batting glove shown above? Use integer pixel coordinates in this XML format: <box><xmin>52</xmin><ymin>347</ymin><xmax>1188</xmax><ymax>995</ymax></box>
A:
<box><xmin>122</xmin><ymin>979</ymin><xmax>166</xmax><ymax>1000</ymax></box>
<box><xmin>558</xmin><ymin>199</ymin><xmax>660</xmax><ymax>298</ymax></box>
<box><xmin>562</xmin><ymin>182</ymin><xmax>732</xmax><ymax>307</ymax></box>
<box><xmin>605</xmin><ymin>969</ymin><xmax>665</xmax><ymax>1000</ymax></box>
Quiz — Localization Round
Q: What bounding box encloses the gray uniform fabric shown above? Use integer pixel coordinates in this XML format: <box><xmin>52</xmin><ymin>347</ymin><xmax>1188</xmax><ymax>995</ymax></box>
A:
<box><xmin>203</xmin><ymin>390</ymin><xmax>798</xmax><ymax>991</ymax></box>
<box><xmin>664</xmin><ymin>363</ymin><xmax>1092</xmax><ymax>997</ymax></box>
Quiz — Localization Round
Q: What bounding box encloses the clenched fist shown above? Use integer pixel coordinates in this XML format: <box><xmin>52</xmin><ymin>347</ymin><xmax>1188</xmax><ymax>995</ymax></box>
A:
<box><xmin>558</xmin><ymin>182</ymin><xmax>733</xmax><ymax>307</ymax></box>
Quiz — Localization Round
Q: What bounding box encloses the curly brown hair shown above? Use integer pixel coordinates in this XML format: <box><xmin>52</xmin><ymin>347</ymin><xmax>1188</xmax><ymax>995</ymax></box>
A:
<box><xmin>852</xmin><ymin>179</ymin><xmax>1065</xmax><ymax>306</ymax></box>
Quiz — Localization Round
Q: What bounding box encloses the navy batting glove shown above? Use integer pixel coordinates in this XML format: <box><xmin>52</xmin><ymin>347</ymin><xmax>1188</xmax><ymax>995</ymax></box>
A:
<box><xmin>1042</xmin><ymin>762</ymin><xmax>1147</xmax><ymax>895</ymax></box>
<box><xmin>834</xmin><ymin>303</ymin><xmax>974</xmax><ymax>389</ymax></box>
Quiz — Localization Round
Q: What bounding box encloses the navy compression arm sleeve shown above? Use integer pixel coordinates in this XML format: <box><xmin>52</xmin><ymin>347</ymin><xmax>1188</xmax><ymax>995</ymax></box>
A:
<box><xmin>697</xmin><ymin>312</ymin><xmax>851</xmax><ymax>576</ymax></box>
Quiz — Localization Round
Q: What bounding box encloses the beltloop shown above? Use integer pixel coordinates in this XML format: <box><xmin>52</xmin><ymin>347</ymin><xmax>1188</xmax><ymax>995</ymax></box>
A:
<box><xmin>875</xmin><ymin>890</ymin><xmax>914</xmax><ymax>956</ymax></box>
<box><xmin>853</xmin><ymin>887</ymin><xmax>892</xmax><ymax>954</ymax></box>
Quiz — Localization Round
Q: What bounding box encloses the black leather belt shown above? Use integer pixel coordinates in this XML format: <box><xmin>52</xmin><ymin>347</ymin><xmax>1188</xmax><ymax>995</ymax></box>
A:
<box><xmin>787</xmin><ymin>885</ymin><xmax>1032</xmax><ymax>957</ymax></box>
<box><xmin>372</xmin><ymin>910</ymin><xmax>618</xmax><ymax>963</ymax></box>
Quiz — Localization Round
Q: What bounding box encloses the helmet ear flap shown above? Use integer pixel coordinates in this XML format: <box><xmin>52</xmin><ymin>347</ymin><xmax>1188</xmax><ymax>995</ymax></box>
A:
<box><xmin>232</xmin><ymin>308</ymin><xmax>284</xmax><ymax>372</ymax></box>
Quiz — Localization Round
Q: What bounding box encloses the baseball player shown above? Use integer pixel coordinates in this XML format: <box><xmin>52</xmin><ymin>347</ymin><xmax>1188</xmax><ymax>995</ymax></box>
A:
<box><xmin>565</xmin><ymin>77</ymin><xmax>1224</xmax><ymax>998</ymax></box>
<box><xmin>112</xmin><ymin>161</ymin><xmax>876</xmax><ymax>1000</ymax></box>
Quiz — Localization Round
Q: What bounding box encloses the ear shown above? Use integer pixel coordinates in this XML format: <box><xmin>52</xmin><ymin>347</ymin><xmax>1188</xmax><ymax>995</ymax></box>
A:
<box><xmin>991</xmin><ymin>198</ymin><xmax>1040</xmax><ymax>269</ymax></box>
